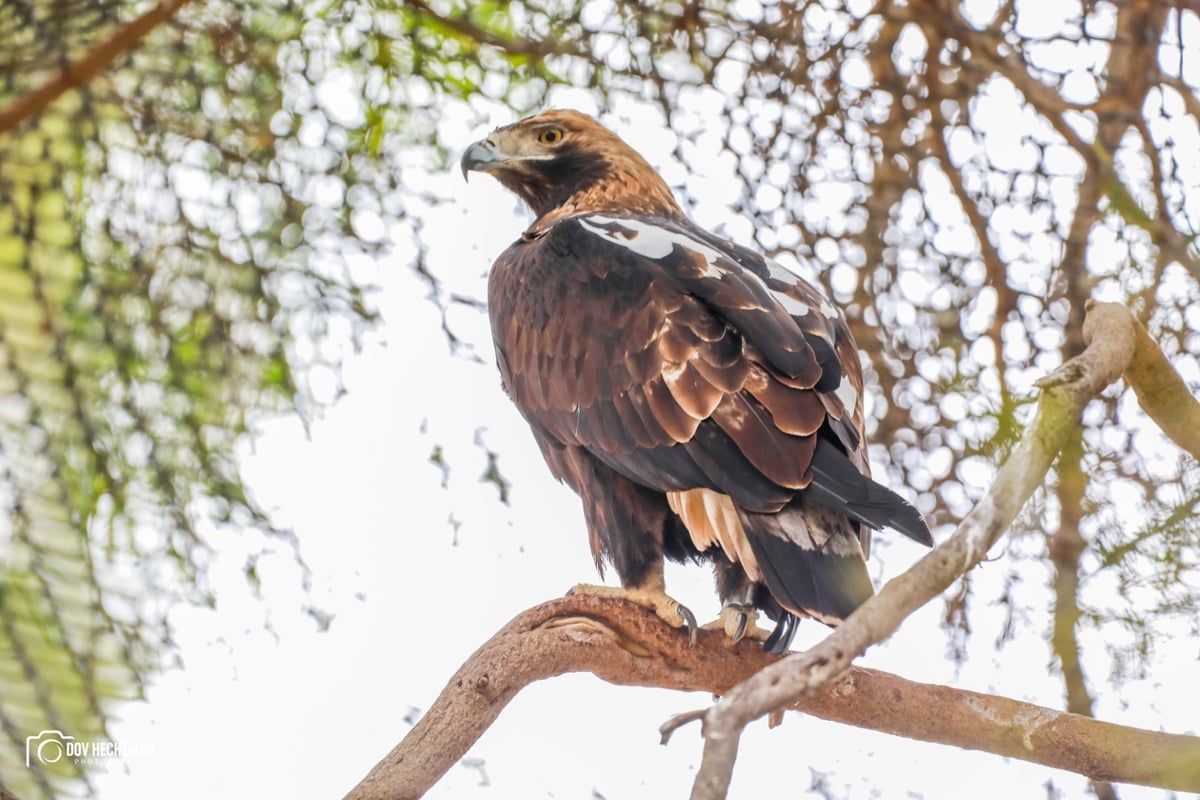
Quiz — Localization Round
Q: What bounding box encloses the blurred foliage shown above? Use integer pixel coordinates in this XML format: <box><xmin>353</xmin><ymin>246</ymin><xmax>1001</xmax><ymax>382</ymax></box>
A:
<box><xmin>0</xmin><ymin>0</ymin><xmax>380</xmax><ymax>796</ymax></box>
<box><xmin>2</xmin><ymin>0</ymin><xmax>1199</xmax><ymax>797</ymax></box>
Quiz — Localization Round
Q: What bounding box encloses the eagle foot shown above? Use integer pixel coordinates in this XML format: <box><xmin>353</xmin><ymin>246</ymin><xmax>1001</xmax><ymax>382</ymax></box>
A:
<box><xmin>568</xmin><ymin>583</ymin><xmax>698</xmax><ymax>645</ymax></box>
<box><xmin>702</xmin><ymin>602</ymin><xmax>773</xmax><ymax>645</ymax></box>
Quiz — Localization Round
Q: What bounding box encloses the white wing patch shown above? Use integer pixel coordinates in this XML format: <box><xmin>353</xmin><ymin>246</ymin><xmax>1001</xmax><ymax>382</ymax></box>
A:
<box><xmin>580</xmin><ymin>215</ymin><xmax>839</xmax><ymax>324</ymax></box>
<box><xmin>766</xmin><ymin>258</ymin><xmax>844</xmax><ymax>322</ymax></box>
<box><xmin>765</xmin><ymin>257</ymin><xmax>804</xmax><ymax>285</ymax></box>
<box><xmin>771</xmin><ymin>290</ymin><xmax>810</xmax><ymax>317</ymax></box>
<box><xmin>766</xmin><ymin>257</ymin><xmax>841</xmax><ymax>315</ymax></box>
<box><xmin>580</xmin><ymin>214</ymin><xmax>727</xmax><ymax>276</ymax></box>
<box><xmin>835</xmin><ymin>374</ymin><xmax>858</xmax><ymax>414</ymax></box>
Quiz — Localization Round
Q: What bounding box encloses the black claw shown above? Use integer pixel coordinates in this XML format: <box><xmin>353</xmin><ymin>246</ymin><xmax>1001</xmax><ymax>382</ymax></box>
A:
<box><xmin>724</xmin><ymin>601</ymin><xmax>756</xmax><ymax>645</ymax></box>
<box><xmin>763</xmin><ymin>612</ymin><xmax>798</xmax><ymax>655</ymax></box>
<box><xmin>679</xmin><ymin>603</ymin><xmax>699</xmax><ymax>646</ymax></box>
<box><xmin>731</xmin><ymin>612</ymin><xmax>749</xmax><ymax>645</ymax></box>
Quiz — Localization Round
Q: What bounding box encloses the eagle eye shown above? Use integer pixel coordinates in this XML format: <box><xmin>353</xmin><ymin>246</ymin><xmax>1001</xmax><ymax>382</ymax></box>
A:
<box><xmin>537</xmin><ymin>127</ymin><xmax>564</xmax><ymax>145</ymax></box>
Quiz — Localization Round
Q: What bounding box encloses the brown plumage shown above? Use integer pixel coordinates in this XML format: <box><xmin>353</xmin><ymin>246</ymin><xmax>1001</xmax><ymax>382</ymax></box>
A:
<box><xmin>462</xmin><ymin>109</ymin><xmax>931</xmax><ymax>652</ymax></box>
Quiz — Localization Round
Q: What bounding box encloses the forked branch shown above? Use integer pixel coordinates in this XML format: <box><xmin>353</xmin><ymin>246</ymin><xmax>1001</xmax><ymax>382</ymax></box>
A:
<box><xmin>346</xmin><ymin>302</ymin><xmax>1200</xmax><ymax>800</ymax></box>
<box><xmin>344</xmin><ymin>595</ymin><xmax>1200</xmax><ymax>800</ymax></box>
<box><xmin>686</xmin><ymin>301</ymin><xmax>1200</xmax><ymax>799</ymax></box>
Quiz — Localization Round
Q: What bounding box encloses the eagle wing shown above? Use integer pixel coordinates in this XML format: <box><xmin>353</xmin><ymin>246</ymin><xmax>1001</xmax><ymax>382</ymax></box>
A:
<box><xmin>488</xmin><ymin>213</ymin><xmax>928</xmax><ymax>619</ymax></box>
<box><xmin>491</xmin><ymin>213</ymin><xmax>922</xmax><ymax>517</ymax></box>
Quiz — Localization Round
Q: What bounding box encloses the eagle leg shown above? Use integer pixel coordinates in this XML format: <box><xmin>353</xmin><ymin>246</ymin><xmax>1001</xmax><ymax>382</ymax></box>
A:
<box><xmin>568</xmin><ymin>578</ymin><xmax>698</xmax><ymax>645</ymax></box>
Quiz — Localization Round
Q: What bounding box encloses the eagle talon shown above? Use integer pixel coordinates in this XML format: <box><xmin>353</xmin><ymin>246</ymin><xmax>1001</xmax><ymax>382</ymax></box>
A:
<box><xmin>704</xmin><ymin>602</ymin><xmax>772</xmax><ymax>645</ymax></box>
<box><xmin>732</xmin><ymin>611</ymin><xmax>748</xmax><ymax>644</ymax></box>
<box><xmin>678</xmin><ymin>603</ymin><xmax>698</xmax><ymax>646</ymax></box>
<box><xmin>568</xmin><ymin>582</ymin><xmax>697</xmax><ymax>645</ymax></box>
<box><xmin>763</xmin><ymin>613</ymin><xmax>798</xmax><ymax>655</ymax></box>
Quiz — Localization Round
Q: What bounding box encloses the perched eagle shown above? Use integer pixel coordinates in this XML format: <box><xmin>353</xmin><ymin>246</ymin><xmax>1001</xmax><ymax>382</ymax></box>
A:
<box><xmin>462</xmin><ymin>110</ymin><xmax>931</xmax><ymax>653</ymax></box>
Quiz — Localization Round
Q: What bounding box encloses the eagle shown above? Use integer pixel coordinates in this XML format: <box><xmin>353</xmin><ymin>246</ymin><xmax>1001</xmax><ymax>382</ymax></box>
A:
<box><xmin>462</xmin><ymin>109</ymin><xmax>931</xmax><ymax>653</ymax></box>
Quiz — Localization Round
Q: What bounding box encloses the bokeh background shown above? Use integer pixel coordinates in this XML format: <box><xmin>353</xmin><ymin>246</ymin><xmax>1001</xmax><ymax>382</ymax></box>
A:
<box><xmin>0</xmin><ymin>1</ymin><xmax>1197</xmax><ymax>797</ymax></box>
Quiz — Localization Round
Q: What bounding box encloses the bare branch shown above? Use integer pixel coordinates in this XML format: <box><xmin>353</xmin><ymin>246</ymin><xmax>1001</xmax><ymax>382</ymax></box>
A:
<box><xmin>344</xmin><ymin>594</ymin><xmax>1200</xmax><ymax>800</ymax></box>
<box><xmin>686</xmin><ymin>299</ymin><xmax>1147</xmax><ymax>799</ymax></box>
<box><xmin>1105</xmin><ymin>305</ymin><xmax>1200</xmax><ymax>461</ymax></box>
<box><xmin>344</xmin><ymin>301</ymin><xmax>1198</xmax><ymax>800</ymax></box>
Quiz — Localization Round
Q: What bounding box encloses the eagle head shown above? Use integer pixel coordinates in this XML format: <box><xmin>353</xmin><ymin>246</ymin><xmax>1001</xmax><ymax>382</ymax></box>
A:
<box><xmin>460</xmin><ymin>109</ymin><xmax>682</xmax><ymax>221</ymax></box>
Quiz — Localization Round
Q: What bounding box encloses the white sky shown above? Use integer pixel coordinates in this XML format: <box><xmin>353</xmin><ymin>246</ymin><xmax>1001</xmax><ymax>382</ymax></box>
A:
<box><xmin>77</xmin><ymin>53</ymin><xmax>1200</xmax><ymax>800</ymax></box>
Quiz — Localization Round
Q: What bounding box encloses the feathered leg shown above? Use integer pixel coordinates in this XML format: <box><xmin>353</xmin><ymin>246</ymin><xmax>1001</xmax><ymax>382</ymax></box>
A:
<box><xmin>559</xmin><ymin>446</ymin><xmax>699</xmax><ymax>643</ymax></box>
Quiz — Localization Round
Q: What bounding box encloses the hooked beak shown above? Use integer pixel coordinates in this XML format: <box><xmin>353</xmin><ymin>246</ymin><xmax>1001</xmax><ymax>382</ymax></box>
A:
<box><xmin>460</xmin><ymin>138</ymin><xmax>502</xmax><ymax>181</ymax></box>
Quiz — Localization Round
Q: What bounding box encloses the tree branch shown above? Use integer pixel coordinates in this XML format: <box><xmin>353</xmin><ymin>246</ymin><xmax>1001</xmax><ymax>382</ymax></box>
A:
<box><xmin>686</xmin><ymin>300</ymin><xmax>1183</xmax><ymax>799</ymax></box>
<box><xmin>0</xmin><ymin>0</ymin><xmax>191</xmax><ymax>135</ymax></box>
<box><xmin>344</xmin><ymin>594</ymin><xmax>1200</xmax><ymax>800</ymax></box>
<box><xmin>345</xmin><ymin>302</ymin><xmax>1200</xmax><ymax>800</ymax></box>
<box><xmin>1109</xmin><ymin>308</ymin><xmax>1200</xmax><ymax>461</ymax></box>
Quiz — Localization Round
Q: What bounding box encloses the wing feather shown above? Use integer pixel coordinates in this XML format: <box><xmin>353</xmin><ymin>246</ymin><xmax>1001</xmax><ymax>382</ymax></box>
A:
<box><xmin>709</xmin><ymin>393</ymin><xmax>814</xmax><ymax>489</ymax></box>
<box><xmin>488</xmin><ymin>213</ymin><xmax>926</xmax><ymax>543</ymax></box>
<box><xmin>663</xmin><ymin>361</ymin><xmax>724</xmax><ymax>420</ymax></box>
<box><xmin>610</xmin><ymin>391</ymin><xmax>658</xmax><ymax>450</ymax></box>
<box><xmin>644</xmin><ymin>377</ymin><xmax>702</xmax><ymax>442</ymax></box>
<box><xmin>744</xmin><ymin>366</ymin><xmax>827</xmax><ymax>437</ymax></box>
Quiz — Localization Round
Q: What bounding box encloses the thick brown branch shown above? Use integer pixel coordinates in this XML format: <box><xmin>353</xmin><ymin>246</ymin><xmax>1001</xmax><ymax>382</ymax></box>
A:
<box><xmin>687</xmin><ymin>299</ymin><xmax>1147</xmax><ymax>799</ymax></box>
<box><xmin>345</xmin><ymin>302</ymin><xmax>1198</xmax><ymax>800</ymax></box>
<box><xmin>0</xmin><ymin>0</ymin><xmax>191</xmax><ymax>135</ymax></box>
<box><xmin>344</xmin><ymin>594</ymin><xmax>1200</xmax><ymax>800</ymax></box>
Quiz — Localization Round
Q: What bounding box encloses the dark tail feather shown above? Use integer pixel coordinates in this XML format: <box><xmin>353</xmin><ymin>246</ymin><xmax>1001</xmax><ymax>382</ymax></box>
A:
<box><xmin>807</xmin><ymin>438</ymin><xmax>933</xmax><ymax>546</ymax></box>
<box><xmin>740</xmin><ymin>505</ymin><xmax>875</xmax><ymax>627</ymax></box>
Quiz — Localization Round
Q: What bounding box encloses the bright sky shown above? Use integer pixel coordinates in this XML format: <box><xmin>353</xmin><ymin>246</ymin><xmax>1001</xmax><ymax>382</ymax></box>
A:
<box><xmin>79</xmin><ymin>71</ymin><xmax>1200</xmax><ymax>800</ymax></box>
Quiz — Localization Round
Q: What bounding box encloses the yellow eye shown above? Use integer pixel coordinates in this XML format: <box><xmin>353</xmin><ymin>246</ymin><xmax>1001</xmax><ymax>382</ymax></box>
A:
<box><xmin>538</xmin><ymin>127</ymin><xmax>564</xmax><ymax>145</ymax></box>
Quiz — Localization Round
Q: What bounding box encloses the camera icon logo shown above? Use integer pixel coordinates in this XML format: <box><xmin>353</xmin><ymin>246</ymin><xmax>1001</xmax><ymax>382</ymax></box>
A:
<box><xmin>26</xmin><ymin>730</ymin><xmax>75</xmax><ymax>767</ymax></box>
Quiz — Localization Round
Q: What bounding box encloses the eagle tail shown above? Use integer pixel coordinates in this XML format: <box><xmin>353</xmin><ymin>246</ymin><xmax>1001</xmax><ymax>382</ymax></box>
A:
<box><xmin>739</xmin><ymin>501</ymin><xmax>875</xmax><ymax>636</ymax></box>
<box><xmin>806</xmin><ymin>438</ymin><xmax>933</xmax><ymax>546</ymax></box>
